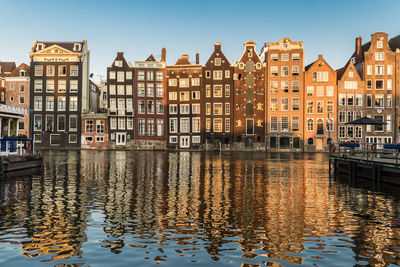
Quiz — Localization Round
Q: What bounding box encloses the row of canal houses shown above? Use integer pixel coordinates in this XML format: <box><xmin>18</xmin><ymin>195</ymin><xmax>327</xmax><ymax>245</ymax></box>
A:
<box><xmin>1</xmin><ymin>31</ymin><xmax>399</xmax><ymax>151</ymax></box>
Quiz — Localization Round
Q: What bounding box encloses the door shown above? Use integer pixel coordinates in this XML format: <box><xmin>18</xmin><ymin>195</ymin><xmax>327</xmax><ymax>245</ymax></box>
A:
<box><xmin>116</xmin><ymin>132</ymin><xmax>126</xmax><ymax>146</ymax></box>
<box><xmin>180</xmin><ymin>136</ymin><xmax>190</xmax><ymax>148</ymax></box>
<box><xmin>316</xmin><ymin>138</ymin><xmax>323</xmax><ymax>151</ymax></box>
<box><xmin>246</xmin><ymin>119</ymin><xmax>254</xmax><ymax>135</ymax></box>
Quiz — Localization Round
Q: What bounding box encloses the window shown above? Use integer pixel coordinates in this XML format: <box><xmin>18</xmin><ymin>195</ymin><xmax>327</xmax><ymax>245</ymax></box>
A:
<box><xmin>168</xmin><ymin>78</ymin><xmax>177</xmax><ymax>86</ymax></box>
<box><xmin>35</xmin><ymin>65</ymin><xmax>43</xmax><ymax>76</ymax></box>
<box><xmin>180</xmin><ymin>104</ymin><xmax>190</xmax><ymax>114</ymax></box>
<box><xmin>225</xmin><ymin>103</ymin><xmax>230</xmax><ymax>115</ymax></box>
<box><xmin>118</xmin><ymin>117</ymin><xmax>125</xmax><ymax>129</ymax></box>
<box><xmin>34</xmin><ymin>96</ymin><xmax>42</xmax><ymax>111</ymax></box>
<box><xmin>375</xmin><ymin>115</ymin><xmax>384</xmax><ymax>132</ymax></box>
<box><xmin>270</xmin><ymin>98</ymin><xmax>278</xmax><ymax>111</ymax></box>
<box><xmin>20</xmin><ymin>85</ymin><xmax>26</xmax><ymax>93</ymax></box>
<box><xmin>70</xmin><ymin>65</ymin><xmax>79</xmax><ymax>76</ymax></box>
<box><xmin>46</xmin><ymin>65</ymin><xmax>55</xmax><ymax>76</ymax></box>
<box><xmin>156</xmin><ymin>100</ymin><xmax>164</xmax><ymax>114</ymax></box>
<box><xmin>57</xmin><ymin>115</ymin><xmax>66</xmax><ymax>131</ymax></box>
<box><xmin>192</xmin><ymin>103</ymin><xmax>200</xmax><ymax>114</ymax></box>
<box><xmin>307</xmin><ymin>119</ymin><xmax>314</xmax><ymax>131</ymax></box>
<box><xmin>138</xmin><ymin>71</ymin><xmax>145</xmax><ymax>81</ymax></box>
<box><xmin>367</xmin><ymin>80</ymin><xmax>372</xmax><ymax>90</ymax></box>
<box><xmin>191</xmin><ymin>91</ymin><xmax>200</xmax><ymax>100</ymax></box>
<box><xmin>281</xmin><ymin>54</ymin><xmax>289</xmax><ymax>61</ymax></box>
<box><xmin>139</xmin><ymin>119</ymin><xmax>146</xmax><ymax>135</ymax></box>
<box><xmin>50</xmin><ymin>134</ymin><xmax>61</xmax><ymax>146</ymax></box>
<box><xmin>367</xmin><ymin>65</ymin><xmax>372</xmax><ymax>75</ymax></box>
<box><xmin>213</xmin><ymin>118</ymin><xmax>223</xmax><ymax>132</ymax></box>
<box><xmin>281</xmin><ymin>98</ymin><xmax>289</xmax><ymax>111</ymax></box>
<box><xmin>126</xmin><ymin>85</ymin><xmax>132</xmax><ymax>95</ymax></box>
<box><xmin>170</xmin><ymin>136</ymin><xmax>178</xmax><ymax>143</ymax></box>
<box><xmin>70</xmin><ymin>96</ymin><xmax>78</xmax><ymax>111</ymax></box>
<box><xmin>281</xmin><ymin>81</ymin><xmax>289</xmax><ymax>92</ymax></box>
<box><xmin>109</xmin><ymin>85</ymin><xmax>116</xmax><ymax>95</ymax></box>
<box><xmin>292</xmin><ymin>80</ymin><xmax>300</xmax><ymax>93</ymax></box>
<box><xmin>213</xmin><ymin>103</ymin><xmax>223</xmax><ymax>115</ymax></box>
<box><xmin>192</xmin><ymin>117</ymin><xmax>201</xmax><ymax>133</ymax></box>
<box><xmin>58</xmin><ymin>65</ymin><xmax>67</xmax><ymax>76</ymax></box>
<box><xmin>326</xmin><ymin>86</ymin><xmax>334</xmax><ymax>97</ymax></box>
<box><xmin>156</xmin><ymin>71</ymin><xmax>163</xmax><ymax>81</ymax></box>
<box><xmin>271</xmin><ymin>54</ymin><xmax>278</xmax><ymax>61</ymax></box>
<box><xmin>281</xmin><ymin>116</ymin><xmax>289</xmax><ymax>132</ymax></box>
<box><xmin>34</xmin><ymin>80</ymin><xmax>43</xmax><ymax>92</ymax></box>
<box><xmin>281</xmin><ymin>66</ymin><xmax>289</xmax><ymax>76</ymax></box>
<box><xmin>367</xmin><ymin>94</ymin><xmax>372</xmax><ymax>108</ymax></box>
<box><xmin>270</xmin><ymin>66</ymin><xmax>278</xmax><ymax>76</ymax></box>
<box><xmin>10</xmin><ymin>96</ymin><xmax>14</xmax><ymax>103</ymax></box>
<box><xmin>109</xmin><ymin>98</ymin><xmax>116</xmax><ymax>111</ymax></box>
<box><xmin>58</xmin><ymin>80</ymin><xmax>66</xmax><ymax>93</ymax></box>
<box><xmin>169</xmin><ymin>104</ymin><xmax>178</xmax><ymax>114</ymax></box>
<box><xmin>147</xmin><ymin>119</ymin><xmax>155</xmax><ymax>136</ymax></box>
<box><xmin>156</xmin><ymin>119</ymin><xmax>164</xmax><ymax>136</ymax></box>
<box><xmin>355</xmin><ymin>94</ymin><xmax>362</xmax><ymax>106</ymax></box>
<box><xmin>68</xmin><ymin>134</ymin><xmax>77</xmax><ymax>144</ymax></box>
<box><xmin>147</xmin><ymin>100</ymin><xmax>154</xmax><ymax>114</ymax></box>
<box><xmin>375</xmin><ymin>65</ymin><xmax>384</xmax><ymax>75</ymax></box>
<box><xmin>225</xmin><ymin>70</ymin><xmax>230</xmax><ymax>78</ymax></box>
<box><xmin>270</xmin><ymin>81</ymin><xmax>278</xmax><ymax>93</ymax></box>
<box><xmin>156</xmin><ymin>83</ymin><xmax>163</xmax><ymax>97</ymax></box>
<box><xmin>191</xmin><ymin>78</ymin><xmax>200</xmax><ymax>86</ymax></box>
<box><xmin>355</xmin><ymin>126</ymin><xmax>362</xmax><ymax>138</ymax></box>
<box><xmin>126</xmin><ymin>71</ymin><xmax>133</xmax><ymax>80</ymax></box>
<box><xmin>292</xmin><ymin>98</ymin><xmax>299</xmax><ymax>111</ymax></box>
<box><xmin>34</xmin><ymin>115</ymin><xmax>42</xmax><ymax>131</ymax></box>
<box><xmin>307</xmin><ymin>100</ymin><xmax>314</xmax><ymax>114</ymax></box>
<box><xmin>344</xmin><ymin>81</ymin><xmax>357</xmax><ymax>90</ymax></box>
<box><xmin>96</xmin><ymin>120</ymin><xmax>105</xmax><ymax>133</ymax></box>
<box><xmin>46</xmin><ymin>80</ymin><xmax>54</xmax><ymax>92</ymax></box>
<box><xmin>213</xmin><ymin>70</ymin><xmax>223</xmax><ymax>80</ymax></box>
<box><xmin>147</xmin><ymin>83</ymin><xmax>154</xmax><ymax>96</ymax></box>
<box><xmin>387</xmin><ymin>65</ymin><xmax>393</xmax><ymax>75</ymax></box>
<box><xmin>348</xmin><ymin>71</ymin><xmax>354</xmax><ymax>78</ymax></box>
<box><xmin>213</xmin><ymin>85</ymin><xmax>222</xmax><ymax>97</ymax></box>
<box><xmin>138</xmin><ymin>83</ymin><xmax>145</xmax><ymax>96</ymax></box>
<box><xmin>375</xmin><ymin>52</ymin><xmax>384</xmax><ymax>61</ymax></box>
<box><xmin>206</xmin><ymin>85</ymin><xmax>211</xmax><ymax>97</ymax></box>
<box><xmin>180</xmin><ymin>118</ymin><xmax>190</xmax><ymax>133</ymax></box>
<box><xmin>306</xmin><ymin>86</ymin><xmax>314</xmax><ymax>97</ymax></box>
<box><xmin>313</xmin><ymin>71</ymin><xmax>328</xmax><ymax>82</ymax></box>
<box><xmin>70</xmin><ymin>80</ymin><xmax>78</xmax><ymax>93</ymax></box>
<box><xmin>110</xmin><ymin>117</ymin><xmax>117</xmax><ymax>130</ymax></box>
<box><xmin>225</xmin><ymin>118</ymin><xmax>230</xmax><ymax>132</ymax></box>
<box><xmin>206</xmin><ymin>103</ymin><xmax>211</xmax><ymax>115</ymax></box>
<box><xmin>58</xmin><ymin>96</ymin><xmax>66</xmax><ymax>111</ymax></box>
<box><xmin>179</xmin><ymin>78</ymin><xmax>189</xmax><ymax>87</ymax></box>
<box><xmin>34</xmin><ymin>134</ymin><xmax>42</xmax><ymax>143</ymax></box>
<box><xmin>387</xmin><ymin>94</ymin><xmax>392</xmax><ymax>108</ymax></box>
<box><xmin>205</xmin><ymin>71</ymin><xmax>211</xmax><ymax>78</ymax></box>
<box><xmin>292</xmin><ymin>116</ymin><xmax>299</xmax><ymax>131</ymax></box>
<box><xmin>206</xmin><ymin>118</ymin><xmax>211</xmax><ymax>132</ymax></box>
<box><xmin>146</xmin><ymin>71</ymin><xmax>154</xmax><ymax>81</ymax></box>
<box><xmin>292</xmin><ymin>66</ymin><xmax>300</xmax><ymax>76</ymax></box>
<box><xmin>327</xmin><ymin>100</ymin><xmax>334</xmax><ymax>114</ymax></box>
<box><xmin>179</xmin><ymin>91</ymin><xmax>189</xmax><ymax>101</ymax></box>
<box><xmin>316</xmin><ymin>101</ymin><xmax>324</xmax><ymax>114</ymax></box>
<box><xmin>387</xmin><ymin>79</ymin><xmax>392</xmax><ymax>90</ymax></box>
<box><xmin>377</xmin><ymin>40</ymin><xmax>383</xmax><ymax>48</ymax></box>
<box><xmin>375</xmin><ymin>94</ymin><xmax>384</xmax><ymax>108</ymax></box>
<box><xmin>46</xmin><ymin>115</ymin><xmax>54</xmax><ymax>132</ymax></box>
<box><xmin>387</xmin><ymin>115</ymin><xmax>392</xmax><ymax>132</ymax></box>
<box><xmin>292</xmin><ymin>53</ymin><xmax>300</xmax><ymax>60</ymax></box>
<box><xmin>270</xmin><ymin>117</ymin><xmax>278</xmax><ymax>132</ymax></box>
<box><xmin>169</xmin><ymin>92</ymin><xmax>177</xmax><ymax>100</ymax></box>
<box><xmin>19</xmin><ymin>96</ymin><xmax>24</xmax><ymax>104</ymax></box>
<box><xmin>347</xmin><ymin>95</ymin><xmax>354</xmax><ymax>106</ymax></box>
<box><xmin>317</xmin><ymin>86</ymin><xmax>324</xmax><ymax>97</ymax></box>
<box><xmin>109</xmin><ymin>71</ymin><xmax>116</xmax><ymax>79</ymax></box>
<box><xmin>375</xmin><ymin>80</ymin><xmax>384</xmax><ymax>90</ymax></box>
<box><xmin>46</xmin><ymin>96</ymin><xmax>54</xmax><ymax>111</ymax></box>
<box><xmin>347</xmin><ymin>126</ymin><xmax>354</xmax><ymax>138</ymax></box>
<box><xmin>339</xmin><ymin>126</ymin><xmax>346</xmax><ymax>138</ymax></box>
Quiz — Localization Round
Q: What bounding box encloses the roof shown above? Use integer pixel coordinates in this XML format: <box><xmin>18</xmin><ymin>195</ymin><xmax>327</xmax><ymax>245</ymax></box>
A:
<box><xmin>350</xmin><ymin>34</ymin><xmax>400</xmax><ymax>62</ymax></box>
<box><xmin>36</xmin><ymin>41</ymin><xmax>84</xmax><ymax>52</ymax></box>
<box><xmin>346</xmin><ymin>116</ymin><xmax>385</xmax><ymax>125</ymax></box>
<box><xmin>305</xmin><ymin>61</ymin><xmax>314</xmax><ymax>71</ymax></box>
<box><xmin>9</xmin><ymin>63</ymin><xmax>30</xmax><ymax>77</ymax></box>
<box><xmin>175</xmin><ymin>55</ymin><xmax>191</xmax><ymax>65</ymax></box>
<box><xmin>0</xmin><ymin>61</ymin><xmax>17</xmax><ymax>74</ymax></box>
<box><xmin>146</xmin><ymin>55</ymin><xmax>156</xmax><ymax>61</ymax></box>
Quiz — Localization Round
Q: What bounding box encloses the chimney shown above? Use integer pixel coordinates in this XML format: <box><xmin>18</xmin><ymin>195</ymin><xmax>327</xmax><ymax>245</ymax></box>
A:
<box><xmin>264</xmin><ymin>43</ymin><xmax>267</xmax><ymax>48</ymax></box>
<box><xmin>355</xmin><ymin>36</ymin><xmax>362</xmax><ymax>59</ymax></box>
<box><xmin>196</xmin><ymin>51</ymin><xmax>199</xmax><ymax>64</ymax></box>
<box><xmin>214</xmin><ymin>42</ymin><xmax>221</xmax><ymax>49</ymax></box>
<box><xmin>161</xmin><ymin>48</ymin><xmax>166</xmax><ymax>62</ymax></box>
<box><xmin>318</xmin><ymin>54</ymin><xmax>323</xmax><ymax>59</ymax></box>
<box><xmin>117</xmin><ymin>52</ymin><xmax>124</xmax><ymax>57</ymax></box>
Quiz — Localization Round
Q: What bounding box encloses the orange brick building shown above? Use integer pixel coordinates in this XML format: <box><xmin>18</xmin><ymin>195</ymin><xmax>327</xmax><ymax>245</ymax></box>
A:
<box><xmin>262</xmin><ymin>37</ymin><xmax>304</xmax><ymax>151</ymax></box>
<box><xmin>233</xmin><ymin>41</ymin><xmax>266</xmax><ymax>150</ymax></box>
<box><xmin>304</xmin><ymin>55</ymin><xmax>337</xmax><ymax>152</ymax></box>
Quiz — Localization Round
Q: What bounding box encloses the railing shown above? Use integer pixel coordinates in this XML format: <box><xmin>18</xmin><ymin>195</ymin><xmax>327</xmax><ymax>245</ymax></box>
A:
<box><xmin>0</xmin><ymin>137</ymin><xmax>34</xmax><ymax>156</ymax></box>
<box><xmin>333</xmin><ymin>142</ymin><xmax>400</xmax><ymax>167</ymax></box>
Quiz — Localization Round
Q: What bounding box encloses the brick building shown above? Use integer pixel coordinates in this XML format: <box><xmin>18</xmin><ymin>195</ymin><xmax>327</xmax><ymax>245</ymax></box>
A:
<box><xmin>337</xmin><ymin>60</ymin><xmax>364</xmax><ymax>142</ymax></box>
<box><xmin>134</xmin><ymin>49</ymin><xmax>167</xmax><ymax>150</ymax></box>
<box><xmin>233</xmin><ymin>41</ymin><xmax>266</xmax><ymax>150</ymax></box>
<box><xmin>304</xmin><ymin>55</ymin><xmax>337</xmax><ymax>152</ymax></box>
<box><xmin>107</xmin><ymin>52</ymin><xmax>134</xmax><ymax>148</ymax></box>
<box><xmin>166</xmin><ymin>54</ymin><xmax>202</xmax><ymax>149</ymax></box>
<box><xmin>81</xmin><ymin>113</ymin><xmax>108</xmax><ymax>149</ymax></box>
<box><xmin>29</xmin><ymin>41</ymin><xmax>91</xmax><ymax>148</ymax></box>
<box><xmin>261</xmin><ymin>37</ymin><xmax>304</xmax><ymax>151</ymax></box>
<box><xmin>203</xmin><ymin>42</ymin><xmax>234</xmax><ymax>150</ymax></box>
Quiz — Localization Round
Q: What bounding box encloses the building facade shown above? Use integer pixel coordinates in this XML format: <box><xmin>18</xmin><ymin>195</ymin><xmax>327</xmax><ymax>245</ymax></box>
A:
<box><xmin>166</xmin><ymin>54</ymin><xmax>203</xmax><ymax>149</ymax></box>
<box><xmin>337</xmin><ymin>60</ymin><xmax>364</xmax><ymax>143</ymax></box>
<box><xmin>203</xmin><ymin>42</ymin><xmax>234</xmax><ymax>150</ymax></box>
<box><xmin>233</xmin><ymin>41</ymin><xmax>266</xmax><ymax>150</ymax></box>
<box><xmin>5</xmin><ymin>63</ymin><xmax>30</xmax><ymax>137</ymax></box>
<box><xmin>29</xmin><ymin>40</ymin><xmax>90</xmax><ymax>148</ymax></box>
<box><xmin>107</xmin><ymin>52</ymin><xmax>134</xmax><ymax>148</ymax></box>
<box><xmin>262</xmin><ymin>37</ymin><xmax>304</xmax><ymax>151</ymax></box>
<box><xmin>304</xmin><ymin>55</ymin><xmax>337</xmax><ymax>152</ymax></box>
<box><xmin>81</xmin><ymin>113</ymin><xmax>108</xmax><ymax>149</ymax></box>
<box><xmin>134</xmin><ymin>49</ymin><xmax>167</xmax><ymax>150</ymax></box>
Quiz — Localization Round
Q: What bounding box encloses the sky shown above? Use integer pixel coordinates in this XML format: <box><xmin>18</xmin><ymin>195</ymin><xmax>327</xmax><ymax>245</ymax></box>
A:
<box><xmin>1</xmin><ymin>0</ymin><xmax>400</xmax><ymax>82</ymax></box>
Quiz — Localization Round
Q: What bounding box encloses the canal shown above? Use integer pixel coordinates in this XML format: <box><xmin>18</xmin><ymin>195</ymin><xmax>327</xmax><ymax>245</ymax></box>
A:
<box><xmin>0</xmin><ymin>151</ymin><xmax>400</xmax><ymax>266</ymax></box>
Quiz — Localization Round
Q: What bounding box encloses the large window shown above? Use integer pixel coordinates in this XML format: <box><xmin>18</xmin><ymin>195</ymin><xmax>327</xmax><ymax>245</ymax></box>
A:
<box><xmin>213</xmin><ymin>85</ymin><xmax>223</xmax><ymax>97</ymax></box>
<box><xmin>34</xmin><ymin>115</ymin><xmax>42</xmax><ymax>131</ymax></box>
<box><xmin>34</xmin><ymin>96</ymin><xmax>42</xmax><ymax>111</ymax></box>
<box><xmin>281</xmin><ymin>116</ymin><xmax>289</xmax><ymax>132</ymax></box>
<box><xmin>270</xmin><ymin>98</ymin><xmax>278</xmax><ymax>111</ymax></box>
<box><xmin>213</xmin><ymin>118</ymin><xmax>223</xmax><ymax>132</ymax></box>
<box><xmin>139</xmin><ymin>119</ymin><xmax>146</xmax><ymax>136</ymax></box>
<box><xmin>69</xmin><ymin>116</ymin><xmax>78</xmax><ymax>131</ymax></box>
<box><xmin>192</xmin><ymin>117</ymin><xmax>201</xmax><ymax>133</ymax></box>
<box><xmin>180</xmin><ymin>118</ymin><xmax>190</xmax><ymax>133</ymax></box>
<box><xmin>58</xmin><ymin>115</ymin><xmax>66</xmax><ymax>131</ymax></box>
<box><xmin>70</xmin><ymin>80</ymin><xmax>78</xmax><ymax>93</ymax></box>
<box><xmin>58</xmin><ymin>96</ymin><xmax>66</xmax><ymax>111</ymax></box>
<box><xmin>85</xmin><ymin>120</ymin><xmax>94</xmax><ymax>133</ymax></box>
<box><xmin>169</xmin><ymin>118</ymin><xmax>177</xmax><ymax>133</ymax></box>
<box><xmin>70</xmin><ymin>96</ymin><xmax>78</xmax><ymax>111</ymax></box>
<box><xmin>292</xmin><ymin>116</ymin><xmax>299</xmax><ymax>131</ymax></box>
<box><xmin>270</xmin><ymin>117</ymin><xmax>278</xmax><ymax>132</ymax></box>
<box><xmin>46</xmin><ymin>96</ymin><xmax>54</xmax><ymax>111</ymax></box>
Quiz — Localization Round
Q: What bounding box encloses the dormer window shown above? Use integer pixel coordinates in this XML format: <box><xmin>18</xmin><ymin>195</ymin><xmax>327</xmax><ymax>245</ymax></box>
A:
<box><xmin>115</xmin><ymin>60</ymin><xmax>123</xmax><ymax>67</ymax></box>
<box><xmin>20</xmin><ymin>70</ymin><xmax>26</xmax><ymax>77</ymax></box>
<box><xmin>37</xmin><ymin>43</ymin><xmax>44</xmax><ymax>51</ymax></box>
<box><xmin>73</xmin><ymin>43</ymin><xmax>82</xmax><ymax>51</ymax></box>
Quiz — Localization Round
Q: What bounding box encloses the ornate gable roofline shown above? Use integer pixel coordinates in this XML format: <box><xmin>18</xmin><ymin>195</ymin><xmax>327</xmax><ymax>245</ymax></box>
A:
<box><xmin>237</xmin><ymin>41</ymin><xmax>262</xmax><ymax>64</ymax></box>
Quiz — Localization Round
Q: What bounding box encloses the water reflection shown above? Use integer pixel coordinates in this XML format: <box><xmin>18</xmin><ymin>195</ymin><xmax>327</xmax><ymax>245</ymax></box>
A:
<box><xmin>0</xmin><ymin>151</ymin><xmax>399</xmax><ymax>266</ymax></box>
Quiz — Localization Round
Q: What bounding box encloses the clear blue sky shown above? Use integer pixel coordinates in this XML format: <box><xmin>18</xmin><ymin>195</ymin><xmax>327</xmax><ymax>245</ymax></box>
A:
<box><xmin>1</xmin><ymin>0</ymin><xmax>399</xmax><ymax>81</ymax></box>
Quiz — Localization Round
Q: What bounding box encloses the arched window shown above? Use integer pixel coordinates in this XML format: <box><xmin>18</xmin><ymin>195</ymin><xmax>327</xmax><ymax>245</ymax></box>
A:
<box><xmin>317</xmin><ymin>119</ymin><xmax>324</xmax><ymax>134</ymax></box>
<box><xmin>246</xmin><ymin>60</ymin><xmax>255</xmax><ymax>72</ymax></box>
<box><xmin>245</xmin><ymin>73</ymin><xmax>254</xmax><ymax>86</ymax></box>
<box><xmin>245</xmin><ymin>88</ymin><xmax>254</xmax><ymax>100</ymax></box>
<box><xmin>245</xmin><ymin>103</ymin><xmax>254</xmax><ymax>116</ymax></box>
<box><xmin>307</xmin><ymin>118</ymin><xmax>314</xmax><ymax>131</ymax></box>
<box><xmin>308</xmin><ymin>138</ymin><xmax>314</xmax><ymax>145</ymax></box>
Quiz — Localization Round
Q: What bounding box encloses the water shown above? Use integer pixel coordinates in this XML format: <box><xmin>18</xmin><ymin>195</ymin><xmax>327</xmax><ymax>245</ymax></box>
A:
<box><xmin>0</xmin><ymin>151</ymin><xmax>400</xmax><ymax>266</ymax></box>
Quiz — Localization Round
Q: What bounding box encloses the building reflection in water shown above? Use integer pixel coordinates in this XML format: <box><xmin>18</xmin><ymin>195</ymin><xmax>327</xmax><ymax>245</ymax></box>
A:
<box><xmin>0</xmin><ymin>151</ymin><xmax>399</xmax><ymax>266</ymax></box>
